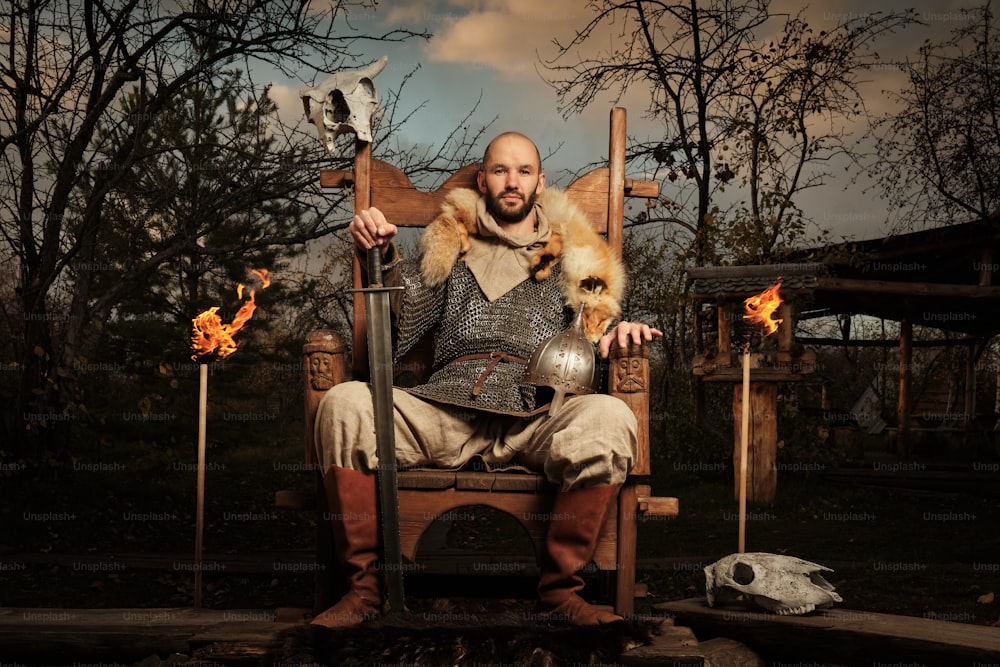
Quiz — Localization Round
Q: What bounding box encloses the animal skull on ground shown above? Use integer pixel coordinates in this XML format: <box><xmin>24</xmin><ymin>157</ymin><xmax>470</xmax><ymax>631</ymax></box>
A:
<box><xmin>704</xmin><ymin>552</ymin><xmax>843</xmax><ymax>615</ymax></box>
<box><xmin>300</xmin><ymin>56</ymin><xmax>388</xmax><ymax>149</ymax></box>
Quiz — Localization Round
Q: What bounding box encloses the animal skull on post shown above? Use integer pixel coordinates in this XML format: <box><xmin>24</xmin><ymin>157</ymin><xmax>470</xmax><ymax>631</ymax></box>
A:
<box><xmin>300</xmin><ymin>56</ymin><xmax>388</xmax><ymax>149</ymax></box>
<box><xmin>704</xmin><ymin>552</ymin><xmax>843</xmax><ymax>615</ymax></box>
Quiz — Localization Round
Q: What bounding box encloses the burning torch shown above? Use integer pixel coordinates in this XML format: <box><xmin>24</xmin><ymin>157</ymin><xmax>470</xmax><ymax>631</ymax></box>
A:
<box><xmin>738</xmin><ymin>279</ymin><xmax>782</xmax><ymax>553</ymax></box>
<box><xmin>189</xmin><ymin>268</ymin><xmax>271</xmax><ymax>607</ymax></box>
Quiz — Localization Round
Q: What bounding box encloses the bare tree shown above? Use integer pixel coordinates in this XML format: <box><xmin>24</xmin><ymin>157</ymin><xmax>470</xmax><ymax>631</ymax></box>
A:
<box><xmin>545</xmin><ymin>0</ymin><xmax>914</xmax><ymax>264</ymax></box>
<box><xmin>870</xmin><ymin>2</ymin><xmax>1000</xmax><ymax>229</ymax></box>
<box><xmin>720</xmin><ymin>10</ymin><xmax>915</xmax><ymax>263</ymax></box>
<box><xmin>0</xmin><ymin>0</ymin><xmax>429</xmax><ymax>458</ymax></box>
<box><xmin>543</xmin><ymin>0</ymin><xmax>914</xmax><ymax>434</ymax></box>
<box><xmin>546</xmin><ymin>0</ymin><xmax>771</xmax><ymax>267</ymax></box>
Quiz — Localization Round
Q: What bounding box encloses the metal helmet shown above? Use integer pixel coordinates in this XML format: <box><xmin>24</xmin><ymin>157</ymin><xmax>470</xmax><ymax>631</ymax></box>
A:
<box><xmin>526</xmin><ymin>303</ymin><xmax>597</xmax><ymax>415</ymax></box>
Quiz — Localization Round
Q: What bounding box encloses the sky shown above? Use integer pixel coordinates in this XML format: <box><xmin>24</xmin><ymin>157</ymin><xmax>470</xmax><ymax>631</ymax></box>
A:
<box><xmin>269</xmin><ymin>0</ymin><xmax>985</xmax><ymax>243</ymax></box>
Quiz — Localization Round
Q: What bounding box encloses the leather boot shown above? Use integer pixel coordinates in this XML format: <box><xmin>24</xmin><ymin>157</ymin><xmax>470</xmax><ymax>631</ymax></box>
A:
<box><xmin>537</xmin><ymin>484</ymin><xmax>624</xmax><ymax>625</ymax></box>
<box><xmin>310</xmin><ymin>465</ymin><xmax>383</xmax><ymax>627</ymax></box>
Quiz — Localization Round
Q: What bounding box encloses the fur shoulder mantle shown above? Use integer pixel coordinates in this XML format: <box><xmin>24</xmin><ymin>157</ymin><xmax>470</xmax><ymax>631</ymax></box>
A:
<box><xmin>419</xmin><ymin>187</ymin><xmax>625</xmax><ymax>342</ymax></box>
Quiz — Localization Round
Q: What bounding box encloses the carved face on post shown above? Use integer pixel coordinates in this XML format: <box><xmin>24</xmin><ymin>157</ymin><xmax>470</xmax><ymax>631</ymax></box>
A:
<box><xmin>300</xmin><ymin>56</ymin><xmax>388</xmax><ymax>149</ymax></box>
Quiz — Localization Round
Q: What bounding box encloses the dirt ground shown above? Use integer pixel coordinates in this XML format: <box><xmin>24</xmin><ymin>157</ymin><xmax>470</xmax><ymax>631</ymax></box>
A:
<box><xmin>2</xmin><ymin>436</ymin><xmax>999</xmax><ymax>629</ymax></box>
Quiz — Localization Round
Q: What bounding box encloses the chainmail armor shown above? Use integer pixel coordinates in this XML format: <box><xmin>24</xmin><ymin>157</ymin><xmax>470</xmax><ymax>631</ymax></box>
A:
<box><xmin>392</xmin><ymin>259</ymin><xmax>571</xmax><ymax>415</ymax></box>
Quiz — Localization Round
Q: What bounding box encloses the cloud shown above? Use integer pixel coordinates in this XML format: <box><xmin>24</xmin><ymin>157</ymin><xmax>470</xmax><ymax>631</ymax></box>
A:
<box><xmin>267</xmin><ymin>82</ymin><xmax>310</xmax><ymax>130</ymax></box>
<box><xmin>414</xmin><ymin>0</ymin><xmax>588</xmax><ymax>82</ymax></box>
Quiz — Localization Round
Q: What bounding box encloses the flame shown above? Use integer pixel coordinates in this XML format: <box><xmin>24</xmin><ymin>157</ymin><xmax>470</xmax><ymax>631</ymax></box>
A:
<box><xmin>743</xmin><ymin>279</ymin><xmax>783</xmax><ymax>336</ymax></box>
<box><xmin>190</xmin><ymin>269</ymin><xmax>271</xmax><ymax>361</ymax></box>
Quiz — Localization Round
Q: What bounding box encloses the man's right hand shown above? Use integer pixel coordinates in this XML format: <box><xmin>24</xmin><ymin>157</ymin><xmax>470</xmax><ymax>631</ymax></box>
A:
<box><xmin>350</xmin><ymin>206</ymin><xmax>397</xmax><ymax>253</ymax></box>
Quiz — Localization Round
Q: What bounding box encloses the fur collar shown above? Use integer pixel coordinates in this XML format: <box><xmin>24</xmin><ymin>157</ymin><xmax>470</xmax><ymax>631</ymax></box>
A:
<box><xmin>420</xmin><ymin>187</ymin><xmax>625</xmax><ymax>342</ymax></box>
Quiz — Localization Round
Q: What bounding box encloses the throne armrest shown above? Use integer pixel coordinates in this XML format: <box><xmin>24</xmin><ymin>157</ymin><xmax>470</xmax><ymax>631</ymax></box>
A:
<box><xmin>303</xmin><ymin>329</ymin><xmax>349</xmax><ymax>467</ymax></box>
<box><xmin>608</xmin><ymin>342</ymin><xmax>651</xmax><ymax>476</ymax></box>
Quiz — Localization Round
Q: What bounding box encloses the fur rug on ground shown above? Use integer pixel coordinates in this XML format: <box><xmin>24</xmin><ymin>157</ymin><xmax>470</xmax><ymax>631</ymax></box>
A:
<box><xmin>263</xmin><ymin>611</ymin><xmax>663</xmax><ymax>667</ymax></box>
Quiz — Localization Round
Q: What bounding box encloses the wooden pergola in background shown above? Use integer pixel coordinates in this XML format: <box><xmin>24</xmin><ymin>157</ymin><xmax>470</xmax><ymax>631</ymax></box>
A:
<box><xmin>687</xmin><ymin>216</ymin><xmax>1000</xmax><ymax>504</ymax></box>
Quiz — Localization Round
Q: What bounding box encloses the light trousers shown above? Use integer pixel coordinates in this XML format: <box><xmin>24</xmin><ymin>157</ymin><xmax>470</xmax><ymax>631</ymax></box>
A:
<box><xmin>314</xmin><ymin>381</ymin><xmax>637</xmax><ymax>491</ymax></box>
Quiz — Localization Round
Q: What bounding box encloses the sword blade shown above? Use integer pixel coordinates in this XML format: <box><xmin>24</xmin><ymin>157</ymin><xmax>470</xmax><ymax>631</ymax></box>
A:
<box><xmin>361</xmin><ymin>247</ymin><xmax>405</xmax><ymax>612</ymax></box>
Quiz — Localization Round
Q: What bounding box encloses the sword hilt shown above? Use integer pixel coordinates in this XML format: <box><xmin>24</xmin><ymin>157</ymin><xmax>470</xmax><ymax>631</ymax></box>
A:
<box><xmin>367</xmin><ymin>246</ymin><xmax>383</xmax><ymax>287</ymax></box>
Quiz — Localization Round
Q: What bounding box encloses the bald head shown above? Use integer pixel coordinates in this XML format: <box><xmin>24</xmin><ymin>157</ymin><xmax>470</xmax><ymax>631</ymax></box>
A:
<box><xmin>481</xmin><ymin>132</ymin><xmax>542</xmax><ymax>173</ymax></box>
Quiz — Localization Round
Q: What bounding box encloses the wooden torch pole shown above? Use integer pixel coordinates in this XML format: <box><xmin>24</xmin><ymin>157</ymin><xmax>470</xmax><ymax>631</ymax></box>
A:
<box><xmin>738</xmin><ymin>343</ymin><xmax>750</xmax><ymax>553</ymax></box>
<box><xmin>195</xmin><ymin>362</ymin><xmax>208</xmax><ymax>607</ymax></box>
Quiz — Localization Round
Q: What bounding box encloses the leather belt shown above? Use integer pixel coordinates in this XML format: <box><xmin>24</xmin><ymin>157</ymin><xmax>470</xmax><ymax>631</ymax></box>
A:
<box><xmin>451</xmin><ymin>351</ymin><xmax>529</xmax><ymax>396</ymax></box>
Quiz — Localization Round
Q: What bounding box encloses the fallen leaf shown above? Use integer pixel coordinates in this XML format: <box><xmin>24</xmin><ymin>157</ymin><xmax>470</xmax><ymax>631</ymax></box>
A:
<box><xmin>978</xmin><ymin>592</ymin><xmax>995</xmax><ymax>604</ymax></box>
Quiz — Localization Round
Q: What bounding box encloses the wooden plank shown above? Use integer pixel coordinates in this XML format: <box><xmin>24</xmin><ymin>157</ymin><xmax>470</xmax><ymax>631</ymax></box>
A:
<box><xmin>638</xmin><ymin>495</ymin><xmax>680</xmax><ymax>517</ymax></box>
<box><xmin>398</xmin><ymin>469</ymin><xmax>456</xmax><ymax>489</ymax></box>
<box><xmin>0</xmin><ymin>550</ymin><xmax>326</xmax><ymax>574</ymax></box>
<box><xmin>624</xmin><ymin>178</ymin><xmax>660</xmax><ymax>199</ymax></box>
<box><xmin>692</xmin><ymin>365</ymin><xmax>812</xmax><ymax>382</ymax></box>
<box><xmin>797</xmin><ymin>336</ymin><xmax>978</xmax><ymax>347</ymax></box>
<box><xmin>695</xmin><ymin>637</ymin><xmax>767</xmax><ymax>667</ymax></box>
<box><xmin>0</xmin><ymin>607</ymin><xmax>720</xmax><ymax>666</ymax></box>
<box><xmin>490</xmin><ymin>473</ymin><xmax>554</xmax><ymax>491</ymax></box>
<box><xmin>656</xmin><ymin>597</ymin><xmax>1000</xmax><ymax>666</ymax></box>
<box><xmin>619</xmin><ymin>622</ymin><xmax>704</xmax><ymax>666</ymax></box>
<box><xmin>817</xmin><ymin>276</ymin><xmax>1000</xmax><ymax>298</ymax></box>
<box><xmin>454</xmin><ymin>471</ymin><xmax>495</xmax><ymax>490</ymax></box>
<box><xmin>0</xmin><ymin>607</ymin><xmax>296</xmax><ymax>663</ymax></box>
<box><xmin>565</xmin><ymin>168</ymin><xmax>611</xmax><ymax>234</ymax></box>
<box><xmin>371</xmin><ymin>163</ymin><xmax>479</xmax><ymax>228</ymax></box>
<box><xmin>319</xmin><ymin>168</ymin><xmax>353</xmax><ymax>188</ymax></box>
<box><xmin>622</xmin><ymin>629</ymin><xmax>768</xmax><ymax>667</ymax></box>
<box><xmin>398</xmin><ymin>470</ymin><xmax>553</xmax><ymax>491</ymax></box>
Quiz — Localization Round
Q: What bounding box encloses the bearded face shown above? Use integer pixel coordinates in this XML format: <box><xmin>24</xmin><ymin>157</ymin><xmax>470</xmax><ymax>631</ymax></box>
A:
<box><xmin>484</xmin><ymin>185</ymin><xmax>539</xmax><ymax>223</ymax></box>
<box><xmin>477</xmin><ymin>133</ymin><xmax>546</xmax><ymax>227</ymax></box>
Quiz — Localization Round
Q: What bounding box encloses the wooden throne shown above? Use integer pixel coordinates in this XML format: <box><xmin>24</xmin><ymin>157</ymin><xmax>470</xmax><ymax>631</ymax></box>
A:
<box><xmin>294</xmin><ymin>107</ymin><xmax>678</xmax><ymax>616</ymax></box>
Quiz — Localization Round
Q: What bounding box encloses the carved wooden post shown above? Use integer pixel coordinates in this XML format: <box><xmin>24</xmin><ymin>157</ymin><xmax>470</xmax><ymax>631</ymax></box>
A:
<box><xmin>609</xmin><ymin>341</ymin><xmax>649</xmax><ymax>615</ymax></box>
<box><xmin>303</xmin><ymin>329</ymin><xmax>349</xmax><ymax>466</ymax></box>
<box><xmin>302</xmin><ymin>329</ymin><xmax>348</xmax><ymax>613</ymax></box>
<box><xmin>609</xmin><ymin>342</ymin><xmax>651</xmax><ymax>476</ymax></box>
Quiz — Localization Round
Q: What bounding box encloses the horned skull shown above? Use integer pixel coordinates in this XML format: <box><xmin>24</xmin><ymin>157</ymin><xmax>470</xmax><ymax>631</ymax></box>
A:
<box><xmin>300</xmin><ymin>56</ymin><xmax>388</xmax><ymax>149</ymax></box>
<box><xmin>704</xmin><ymin>552</ymin><xmax>843</xmax><ymax>616</ymax></box>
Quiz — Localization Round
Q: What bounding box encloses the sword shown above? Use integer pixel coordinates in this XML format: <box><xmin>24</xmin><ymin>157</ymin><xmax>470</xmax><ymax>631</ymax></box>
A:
<box><xmin>356</xmin><ymin>246</ymin><xmax>406</xmax><ymax>612</ymax></box>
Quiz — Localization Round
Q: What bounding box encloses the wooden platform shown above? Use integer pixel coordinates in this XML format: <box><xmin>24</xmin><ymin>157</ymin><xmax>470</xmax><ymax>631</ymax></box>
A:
<box><xmin>0</xmin><ymin>606</ymin><xmax>768</xmax><ymax>666</ymax></box>
<box><xmin>657</xmin><ymin>597</ymin><xmax>1000</xmax><ymax>666</ymax></box>
<box><xmin>0</xmin><ymin>607</ymin><xmax>305</xmax><ymax>663</ymax></box>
